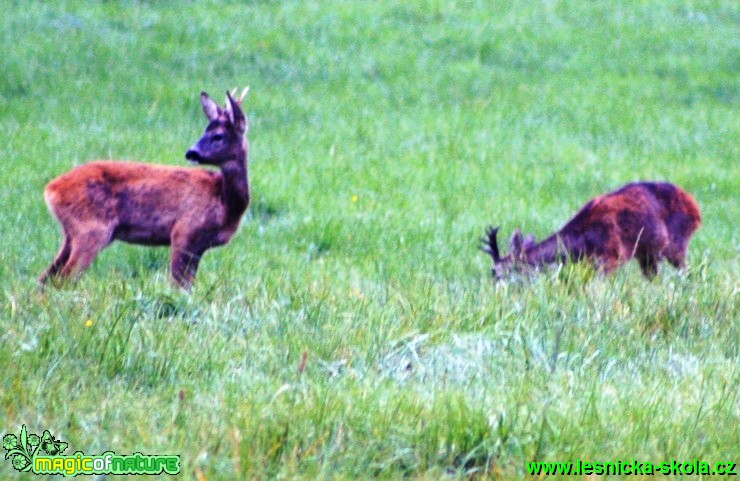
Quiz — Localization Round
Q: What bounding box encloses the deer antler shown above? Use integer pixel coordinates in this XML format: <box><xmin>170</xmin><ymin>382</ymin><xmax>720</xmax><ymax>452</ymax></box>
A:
<box><xmin>238</xmin><ymin>86</ymin><xmax>249</xmax><ymax>103</ymax></box>
<box><xmin>227</xmin><ymin>87</ymin><xmax>250</xmax><ymax>105</ymax></box>
<box><xmin>480</xmin><ymin>226</ymin><xmax>501</xmax><ymax>262</ymax></box>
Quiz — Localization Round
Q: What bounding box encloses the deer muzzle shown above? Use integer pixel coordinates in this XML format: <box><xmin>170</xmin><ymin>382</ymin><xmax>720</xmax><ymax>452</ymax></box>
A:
<box><xmin>185</xmin><ymin>147</ymin><xmax>204</xmax><ymax>163</ymax></box>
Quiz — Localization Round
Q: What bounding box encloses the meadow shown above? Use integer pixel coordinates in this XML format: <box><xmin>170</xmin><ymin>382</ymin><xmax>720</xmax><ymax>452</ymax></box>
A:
<box><xmin>1</xmin><ymin>0</ymin><xmax>738</xmax><ymax>479</ymax></box>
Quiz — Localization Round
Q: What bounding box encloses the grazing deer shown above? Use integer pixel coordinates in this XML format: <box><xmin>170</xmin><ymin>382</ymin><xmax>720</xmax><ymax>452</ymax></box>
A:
<box><xmin>39</xmin><ymin>88</ymin><xmax>250</xmax><ymax>290</ymax></box>
<box><xmin>481</xmin><ymin>182</ymin><xmax>701</xmax><ymax>279</ymax></box>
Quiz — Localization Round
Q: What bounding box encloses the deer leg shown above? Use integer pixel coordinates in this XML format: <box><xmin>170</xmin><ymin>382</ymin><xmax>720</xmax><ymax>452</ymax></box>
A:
<box><xmin>594</xmin><ymin>238</ymin><xmax>625</xmax><ymax>275</ymax></box>
<box><xmin>39</xmin><ymin>235</ymin><xmax>72</xmax><ymax>284</ymax></box>
<box><xmin>666</xmin><ymin>254</ymin><xmax>686</xmax><ymax>269</ymax></box>
<box><xmin>637</xmin><ymin>254</ymin><xmax>660</xmax><ymax>279</ymax></box>
<box><xmin>664</xmin><ymin>242</ymin><xmax>687</xmax><ymax>269</ymax></box>
<box><xmin>58</xmin><ymin>229</ymin><xmax>112</xmax><ymax>281</ymax></box>
<box><xmin>170</xmin><ymin>247</ymin><xmax>203</xmax><ymax>290</ymax></box>
<box><xmin>598</xmin><ymin>256</ymin><xmax>623</xmax><ymax>275</ymax></box>
<box><xmin>170</xmin><ymin>223</ymin><xmax>213</xmax><ymax>290</ymax></box>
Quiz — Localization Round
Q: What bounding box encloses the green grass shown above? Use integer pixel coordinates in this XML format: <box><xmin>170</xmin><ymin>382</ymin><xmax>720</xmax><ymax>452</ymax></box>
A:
<box><xmin>1</xmin><ymin>0</ymin><xmax>738</xmax><ymax>479</ymax></box>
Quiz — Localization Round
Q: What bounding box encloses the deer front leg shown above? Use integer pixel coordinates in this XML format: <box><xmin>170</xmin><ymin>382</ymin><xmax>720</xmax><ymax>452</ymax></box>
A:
<box><xmin>170</xmin><ymin>227</ymin><xmax>209</xmax><ymax>290</ymax></box>
<box><xmin>170</xmin><ymin>250</ymin><xmax>202</xmax><ymax>290</ymax></box>
<box><xmin>597</xmin><ymin>256</ymin><xmax>623</xmax><ymax>275</ymax></box>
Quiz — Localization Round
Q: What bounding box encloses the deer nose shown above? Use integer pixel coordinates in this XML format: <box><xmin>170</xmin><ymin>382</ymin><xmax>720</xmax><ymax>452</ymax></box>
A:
<box><xmin>185</xmin><ymin>148</ymin><xmax>203</xmax><ymax>162</ymax></box>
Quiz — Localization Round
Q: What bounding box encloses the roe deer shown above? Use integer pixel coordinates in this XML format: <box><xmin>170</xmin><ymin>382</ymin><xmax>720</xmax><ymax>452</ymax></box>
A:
<box><xmin>39</xmin><ymin>88</ymin><xmax>250</xmax><ymax>290</ymax></box>
<box><xmin>481</xmin><ymin>182</ymin><xmax>701</xmax><ymax>279</ymax></box>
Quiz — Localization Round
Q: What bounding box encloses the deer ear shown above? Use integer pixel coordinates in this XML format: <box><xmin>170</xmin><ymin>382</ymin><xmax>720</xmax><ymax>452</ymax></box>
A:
<box><xmin>200</xmin><ymin>92</ymin><xmax>221</xmax><ymax>121</ymax></box>
<box><xmin>523</xmin><ymin>234</ymin><xmax>535</xmax><ymax>250</ymax></box>
<box><xmin>225</xmin><ymin>91</ymin><xmax>248</xmax><ymax>135</ymax></box>
<box><xmin>510</xmin><ymin>229</ymin><xmax>523</xmax><ymax>256</ymax></box>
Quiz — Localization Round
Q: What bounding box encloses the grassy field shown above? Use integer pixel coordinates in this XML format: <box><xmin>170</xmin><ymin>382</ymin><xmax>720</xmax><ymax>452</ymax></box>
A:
<box><xmin>1</xmin><ymin>0</ymin><xmax>738</xmax><ymax>479</ymax></box>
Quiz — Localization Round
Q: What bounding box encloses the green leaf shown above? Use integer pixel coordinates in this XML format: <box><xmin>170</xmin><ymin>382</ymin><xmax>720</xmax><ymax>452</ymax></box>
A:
<box><xmin>19</xmin><ymin>425</ymin><xmax>27</xmax><ymax>454</ymax></box>
<box><xmin>5</xmin><ymin>448</ymin><xmax>27</xmax><ymax>459</ymax></box>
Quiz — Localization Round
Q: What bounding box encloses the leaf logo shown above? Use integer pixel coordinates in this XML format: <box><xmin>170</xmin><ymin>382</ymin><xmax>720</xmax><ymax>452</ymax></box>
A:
<box><xmin>40</xmin><ymin>430</ymin><xmax>68</xmax><ymax>456</ymax></box>
<box><xmin>3</xmin><ymin>425</ymin><xmax>67</xmax><ymax>472</ymax></box>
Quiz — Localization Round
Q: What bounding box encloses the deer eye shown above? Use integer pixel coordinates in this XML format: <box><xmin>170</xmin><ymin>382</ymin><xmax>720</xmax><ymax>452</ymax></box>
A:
<box><xmin>212</xmin><ymin>134</ymin><xmax>224</xmax><ymax>142</ymax></box>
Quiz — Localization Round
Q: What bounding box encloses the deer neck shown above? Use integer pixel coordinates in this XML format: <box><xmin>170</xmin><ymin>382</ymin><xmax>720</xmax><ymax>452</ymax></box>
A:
<box><xmin>219</xmin><ymin>139</ymin><xmax>250</xmax><ymax>220</ymax></box>
<box><xmin>522</xmin><ymin>234</ymin><xmax>566</xmax><ymax>266</ymax></box>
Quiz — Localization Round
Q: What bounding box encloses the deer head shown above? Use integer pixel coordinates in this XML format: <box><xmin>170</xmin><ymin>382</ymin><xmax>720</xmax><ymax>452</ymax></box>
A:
<box><xmin>481</xmin><ymin>226</ymin><xmax>535</xmax><ymax>280</ymax></box>
<box><xmin>186</xmin><ymin>87</ymin><xmax>249</xmax><ymax>166</ymax></box>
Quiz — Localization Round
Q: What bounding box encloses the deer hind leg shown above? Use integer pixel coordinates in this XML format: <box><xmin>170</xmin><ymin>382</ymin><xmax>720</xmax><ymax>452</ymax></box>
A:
<box><xmin>636</xmin><ymin>232</ymin><xmax>669</xmax><ymax>278</ymax></box>
<box><xmin>664</xmin><ymin>212</ymin><xmax>697</xmax><ymax>270</ymax></box>
<box><xmin>39</xmin><ymin>235</ymin><xmax>72</xmax><ymax>284</ymax></box>
<box><xmin>57</xmin><ymin>227</ymin><xmax>113</xmax><ymax>281</ymax></box>
<box><xmin>665</xmin><ymin>252</ymin><xmax>686</xmax><ymax>269</ymax></box>
<box><xmin>637</xmin><ymin>254</ymin><xmax>661</xmax><ymax>279</ymax></box>
<box><xmin>663</xmin><ymin>241</ymin><xmax>688</xmax><ymax>269</ymax></box>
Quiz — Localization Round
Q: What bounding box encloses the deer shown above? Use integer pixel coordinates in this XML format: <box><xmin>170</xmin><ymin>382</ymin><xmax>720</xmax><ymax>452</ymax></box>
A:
<box><xmin>39</xmin><ymin>87</ymin><xmax>250</xmax><ymax>290</ymax></box>
<box><xmin>481</xmin><ymin>182</ymin><xmax>701</xmax><ymax>280</ymax></box>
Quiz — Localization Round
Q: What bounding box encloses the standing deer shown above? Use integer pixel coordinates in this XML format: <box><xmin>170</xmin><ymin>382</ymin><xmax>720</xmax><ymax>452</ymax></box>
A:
<box><xmin>39</xmin><ymin>88</ymin><xmax>250</xmax><ymax>290</ymax></box>
<box><xmin>481</xmin><ymin>182</ymin><xmax>701</xmax><ymax>279</ymax></box>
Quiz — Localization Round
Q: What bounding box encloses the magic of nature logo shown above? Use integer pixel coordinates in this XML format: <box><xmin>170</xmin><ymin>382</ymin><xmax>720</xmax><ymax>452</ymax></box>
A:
<box><xmin>3</xmin><ymin>425</ymin><xmax>180</xmax><ymax>476</ymax></box>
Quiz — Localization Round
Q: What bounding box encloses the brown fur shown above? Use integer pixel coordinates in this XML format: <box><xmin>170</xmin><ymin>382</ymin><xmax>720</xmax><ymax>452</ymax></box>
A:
<box><xmin>482</xmin><ymin>182</ymin><xmax>702</xmax><ymax>279</ymax></box>
<box><xmin>40</xmin><ymin>90</ymin><xmax>250</xmax><ymax>289</ymax></box>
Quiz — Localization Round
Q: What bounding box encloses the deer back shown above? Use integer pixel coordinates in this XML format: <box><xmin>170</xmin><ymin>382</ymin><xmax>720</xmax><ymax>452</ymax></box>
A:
<box><xmin>44</xmin><ymin>161</ymin><xmax>226</xmax><ymax>246</ymax></box>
